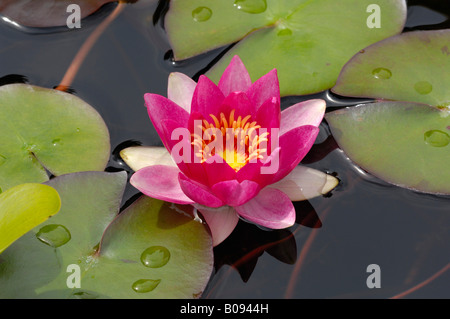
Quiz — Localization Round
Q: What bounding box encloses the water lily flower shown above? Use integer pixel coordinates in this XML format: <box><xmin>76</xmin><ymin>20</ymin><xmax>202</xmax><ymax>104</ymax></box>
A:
<box><xmin>126</xmin><ymin>56</ymin><xmax>336</xmax><ymax>246</ymax></box>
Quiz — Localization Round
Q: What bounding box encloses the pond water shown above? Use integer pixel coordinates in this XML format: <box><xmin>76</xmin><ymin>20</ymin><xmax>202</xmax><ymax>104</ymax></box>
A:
<box><xmin>0</xmin><ymin>0</ymin><xmax>448</xmax><ymax>298</ymax></box>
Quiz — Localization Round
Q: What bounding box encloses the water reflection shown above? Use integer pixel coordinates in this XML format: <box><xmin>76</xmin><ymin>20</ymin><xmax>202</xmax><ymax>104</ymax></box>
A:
<box><xmin>213</xmin><ymin>221</ymin><xmax>297</xmax><ymax>282</ymax></box>
<box><xmin>0</xmin><ymin>73</ymin><xmax>78</xmax><ymax>94</ymax></box>
<box><xmin>213</xmin><ymin>202</ymin><xmax>321</xmax><ymax>283</ymax></box>
<box><xmin>153</xmin><ymin>0</ymin><xmax>171</xmax><ymax>26</ymax></box>
<box><xmin>301</xmin><ymin>134</ymin><xmax>339</xmax><ymax>165</ymax></box>
<box><xmin>0</xmin><ymin>74</ymin><xmax>28</xmax><ymax>86</ymax></box>
<box><xmin>52</xmin><ymin>85</ymin><xmax>77</xmax><ymax>94</ymax></box>
<box><xmin>404</xmin><ymin>0</ymin><xmax>450</xmax><ymax>30</ymax></box>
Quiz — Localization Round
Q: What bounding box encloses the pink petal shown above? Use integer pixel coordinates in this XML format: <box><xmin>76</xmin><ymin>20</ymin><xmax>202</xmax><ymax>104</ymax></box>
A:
<box><xmin>191</xmin><ymin>75</ymin><xmax>225</xmax><ymax>120</ymax></box>
<box><xmin>161</xmin><ymin>119</ymin><xmax>190</xmax><ymax>154</ymax></box>
<box><xmin>235</xmin><ymin>147</ymin><xmax>280</xmax><ymax>187</ymax></box>
<box><xmin>196</xmin><ymin>205</ymin><xmax>239</xmax><ymax>246</ymax></box>
<box><xmin>166</xmin><ymin>117</ymin><xmax>210</xmax><ymax>187</ymax></box>
<box><xmin>178</xmin><ymin>173</ymin><xmax>224</xmax><ymax>208</ymax></box>
<box><xmin>270</xmin><ymin>125</ymin><xmax>320</xmax><ymax>184</ymax></box>
<box><xmin>280</xmin><ymin>99</ymin><xmax>326</xmax><ymax>135</ymax></box>
<box><xmin>187</xmin><ymin>111</ymin><xmax>206</xmax><ymax>138</ymax></box>
<box><xmin>246</xmin><ymin>69</ymin><xmax>280</xmax><ymax>109</ymax></box>
<box><xmin>160</xmin><ymin>119</ymin><xmax>206</xmax><ymax>184</ymax></box>
<box><xmin>161</xmin><ymin>120</ymin><xmax>219</xmax><ymax>187</ymax></box>
<box><xmin>182</xmin><ymin>162</ymin><xmax>210</xmax><ymax>187</ymax></box>
<box><xmin>144</xmin><ymin>93</ymin><xmax>190</xmax><ymax>149</ymax></box>
<box><xmin>201</xmin><ymin>156</ymin><xmax>237</xmax><ymax>187</ymax></box>
<box><xmin>130</xmin><ymin>165</ymin><xmax>194</xmax><ymax>205</ymax></box>
<box><xmin>167</xmin><ymin>72</ymin><xmax>196</xmax><ymax>112</ymax></box>
<box><xmin>235</xmin><ymin>188</ymin><xmax>295</xmax><ymax>229</ymax></box>
<box><xmin>235</xmin><ymin>160</ymin><xmax>263</xmax><ymax>183</ymax></box>
<box><xmin>255</xmin><ymin>96</ymin><xmax>281</xmax><ymax>131</ymax></box>
<box><xmin>218</xmin><ymin>55</ymin><xmax>252</xmax><ymax>96</ymax></box>
<box><xmin>211</xmin><ymin>180</ymin><xmax>260</xmax><ymax>207</ymax></box>
<box><xmin>236</xmin><ymin>125</ymin><xmax>319</xmax><ymax>186</ymax></box>
<box><xmin>219</xmin><ymin>91</ymin><xmax>256</xmax><ymax>119</ymax></box>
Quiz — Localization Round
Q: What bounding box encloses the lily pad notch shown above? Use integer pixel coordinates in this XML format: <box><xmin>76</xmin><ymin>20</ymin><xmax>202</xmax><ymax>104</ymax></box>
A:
<box><xmin>0</xmin><ymin>84</ymin><xmax>110</xmax><ymax>191</ymax></box>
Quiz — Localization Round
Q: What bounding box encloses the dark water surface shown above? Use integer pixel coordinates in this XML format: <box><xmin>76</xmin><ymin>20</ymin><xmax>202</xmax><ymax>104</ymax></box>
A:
<box><xmin>0</xmin><ymin>0</ymin><xmax>448</xmax><ymax>298</ymax></box>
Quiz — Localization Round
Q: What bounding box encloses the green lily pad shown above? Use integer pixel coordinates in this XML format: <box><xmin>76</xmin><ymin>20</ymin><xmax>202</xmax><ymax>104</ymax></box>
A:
<box><xmin>0</xmin><ymin>171</ymin><xmax>213</xmax><ymax>298</ymax></box>
<box><xmin>0</xmin><ymin>183</ymin><xmax>61</xmax><ymax>254</ymax></box>
<box><xmin>0</xmin><ymin>84</ymin><xmax>110</xmax><ymax>191</ymax></box>
<box><xmin>0</xmin><ymin>0</ymin><xmax>115</xmax><ymax>28</ymax></box>
<box><xmin>165</xmin><ymin>0</ymin><xmax>406</xmax><ymax>96</ymax></box>
<box><xmin>325</xmin><ymin>101</ymin><xmax>450</xmax><ymax>195</ymax></box>
<box><xmin>332</xmin><ymin>30</ymin><xmax>450</xmax><ymax>107</ymax></box>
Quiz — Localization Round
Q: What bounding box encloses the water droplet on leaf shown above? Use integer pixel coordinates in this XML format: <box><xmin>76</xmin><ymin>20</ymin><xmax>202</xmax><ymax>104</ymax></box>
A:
<box><xmin>140</xmin><ymin>246</ymin><xmax>170</xmax><ymax>268</ymax></box>
<box><xmin>71</xmin><ymin>291</ymin><xmax>99</xmax><ymax>299</ymax></box>
<box><xmin>52</xmin><ymin>138</ymin><xmax>62</xmax><ymax>146</ymax></box>
<box><xmin>36</xmin><ymin>224</ymin><xmax>71</xmax><ymax>248</ymax></box>
<box><xmin>192</xmin><ymin>7</ymin><xmax>212</xmax><ymax>22</ymax></box>
<box><xmin>234</xmin><ymin>0</ymin><xmax>267</xmax><ymax>14</ymax></box>
<box><xmin>424</xmin><ymin>130</ymin><xmax>450</xmax><ymax>147</ymax></box>
<box><xmin>414</xmin><ymin>81</ymin><xmax>433</xmax><ymax>95</ymax></box>
<box><xmin>132</xmin><ymin>279</ymin><xmax>161</xmax><ymax>293</ymax></box>
<box><xmin>372</xmin><ymin>68</ymin><xmax>392</xmax><ymax>80</ymax></box>
<box><xmin>277</xmin><ymin>28</ymin><xmax>292</xmax><ymax>36</ymax></box>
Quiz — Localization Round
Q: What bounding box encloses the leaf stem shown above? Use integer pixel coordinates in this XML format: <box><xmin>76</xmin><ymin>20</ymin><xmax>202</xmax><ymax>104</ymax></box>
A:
<box><xmin>55</xmin><ymin>2</ymin><xmax>126</xmax><ymax>91</ymax></box>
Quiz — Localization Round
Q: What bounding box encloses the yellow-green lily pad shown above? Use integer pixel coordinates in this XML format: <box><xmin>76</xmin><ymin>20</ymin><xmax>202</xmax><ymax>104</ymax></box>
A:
<box><xmin>0</xmin><ymin>183</ymin><xmax>61</xmax><ymax>254</ymax></box>
<box><xmin>0</xmin><ymin>84</ymin><xmax>110</xmax><ymax>191</ymax></box>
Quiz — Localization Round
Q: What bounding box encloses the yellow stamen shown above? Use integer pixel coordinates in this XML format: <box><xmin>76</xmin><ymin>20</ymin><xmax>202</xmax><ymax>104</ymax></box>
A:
<box><xmin>191</xmin><ymin>109</ymin><xmax>269</xmax><ymax>171</ymax></box>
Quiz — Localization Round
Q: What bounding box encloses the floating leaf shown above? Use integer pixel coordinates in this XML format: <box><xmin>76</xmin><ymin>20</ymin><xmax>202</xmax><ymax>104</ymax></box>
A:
<box><xmin>0</xmin><ymin>84</ymin><xmax>110</xmax><ymax>191</ymax></box>
<box><xmin>89</xmin><ymin>197</ymin><xmax>213</xmax><ymax>298</ymax></box>
<box><xmin>333</xmin><ymin>30</ymin><xmax>450</xmax><ymax>107</ymax></box>
<box><xmin>0</xmin><ymin>171</ymin><xmax>213</xmax><ymax>298</ymax></box>
<box><xmin>0</xmin><ymin>0</ymin><xmax>115</xmax><ymax>28</ymax></box>
<box><xmin>165</xmin><ymin>0</ymin><xmax>406</xmax><ymax>96</ymax></box>
<box><xmin>0</xmin><ymin>183</ymin><xmax>61</xmax><ymax>254</ymax></box>
<box><xmin>325</xmin><ymin>101</ymin><xmax>450</xmax><ymax>195</ymax></box>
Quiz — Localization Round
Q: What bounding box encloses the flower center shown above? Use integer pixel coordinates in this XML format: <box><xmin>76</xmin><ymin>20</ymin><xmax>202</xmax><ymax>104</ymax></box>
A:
<box><xmin>191</xmin><ymin>109</ymin><xmax>269</xmax><ymax>171</ymax></box>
